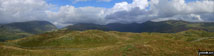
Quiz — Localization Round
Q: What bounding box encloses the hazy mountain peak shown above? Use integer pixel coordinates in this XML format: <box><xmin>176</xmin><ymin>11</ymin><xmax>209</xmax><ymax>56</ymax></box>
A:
<box><xmin>64</xmin><ymin>20</ymin><xmax>214</xmax><ymax>33</ymax></box>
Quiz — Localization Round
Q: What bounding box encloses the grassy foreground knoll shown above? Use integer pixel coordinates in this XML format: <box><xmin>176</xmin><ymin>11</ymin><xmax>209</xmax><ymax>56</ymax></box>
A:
<box><xmin>0</xmin><ymin>30</ymin><xmax>214</xmax><ymax>56</ymax></box>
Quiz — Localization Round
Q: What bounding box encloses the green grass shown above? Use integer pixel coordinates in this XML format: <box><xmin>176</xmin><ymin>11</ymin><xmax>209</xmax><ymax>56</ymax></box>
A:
<box><xmin>0</xmin><ymin>30</ymin><xmax>214</xmax><ymax>56</ymax></box>
<box><xmin>0</xmin><ymin>28</ymin><xmax>33</xmax><ymax>42</ymax></box>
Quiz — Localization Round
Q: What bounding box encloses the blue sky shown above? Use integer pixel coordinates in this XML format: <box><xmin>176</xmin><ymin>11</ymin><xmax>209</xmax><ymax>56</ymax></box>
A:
<box><xmin>46</xmin><ymin>0</ymin><xmax>197</xmax><ymax>8</ymax></box>
<box><xmin>46</xmin><ymin>0</ymin><xmax>132</xmax><ymax>8</ymax></box>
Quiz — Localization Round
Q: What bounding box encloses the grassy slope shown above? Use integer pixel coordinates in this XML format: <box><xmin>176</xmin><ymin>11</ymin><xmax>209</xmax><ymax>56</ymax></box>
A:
<box><xmin>0</xmin><ymin>27</ymin><xmax>33</xmax><ymax>42</ymax></box>
<box><xmin>0</xmin><ymin>21</ymin><xmax>57</xmax><ymax>42</ymax></box>
<box><xmin>0</xmin><ymin>30</ymin><xmax>214</xmax><ymax>56</ymax></box>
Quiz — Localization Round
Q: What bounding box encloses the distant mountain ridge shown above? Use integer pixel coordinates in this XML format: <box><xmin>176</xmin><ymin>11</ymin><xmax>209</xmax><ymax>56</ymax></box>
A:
<box><xmin>1</xmin><ymin>21</ymin><xmax>57</xmax><ymax>34</ymax></box>
<box><xmin>64</xmin><ymin>23</ymin><xmax>110</xmax><ymax>31</ymax></box>
<box><xmin>0</xmin><ymin>21</ymin><xmax>57</xmax><ymax>41</ymax></box>
<box><xmin>1</xmin><ymin>20</ymin><xmax>214</xmax><ymax>42</ymax></box>
<box><xmin>64</xmin><ymin>20</ymin><xmax>214</xmax><ymax>33</ymax></box>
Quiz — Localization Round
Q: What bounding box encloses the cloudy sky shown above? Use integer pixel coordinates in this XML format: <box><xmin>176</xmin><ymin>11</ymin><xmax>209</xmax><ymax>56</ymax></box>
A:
<box><xmin>0</xmin><ymin>0</ymin><xmax>213</xmax><ymax>27</ymax></box>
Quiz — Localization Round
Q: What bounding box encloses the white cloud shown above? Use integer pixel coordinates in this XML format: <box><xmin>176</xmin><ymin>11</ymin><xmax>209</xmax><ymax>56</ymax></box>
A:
<box><xmin>47</xmin><ymin>0</ymin><xmax>150</xmax><ymax>27</ymax></box>
<box><xmin>105</xmin><ymin>0</ymin><xmax>214</xmax><ymax>24</ymax></box>
<box><xmin>0</xmin><ymin>0</ymin><xmax>213</xmax><ymax>27</ymax></box>
<box><xmin>149</xmin><ymin>0</ymin><xmax>214</xmax><ymax>22</ymax></box>
<box><xmin>0</xmin><ymin>0</ymin><xmax>51</xmax><ymax>23</ymax></box>
<box><xmin>107</xmin><ymin>0</ymin><xmax>149</xmax><ymax>14</ymax></box>
<box><xmin>46</xmin><ymin>5</ymin><xmax>106</xmax><ymax>27</ymax></box>
<box><xmin>103</xmin><ymin>0</ymin><xmax>150</xmax><ymax>24</ymax></box>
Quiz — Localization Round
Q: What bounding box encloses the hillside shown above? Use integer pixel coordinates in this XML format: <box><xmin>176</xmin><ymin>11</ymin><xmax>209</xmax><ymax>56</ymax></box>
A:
<box><xmin>0</xmin><ymin>27</ymin><xmax>32</xmax><ymax>42</ymax></box>
<box><xmin>64</xmin><ymin>23</ymin><xmax>110</xmax><ymax>31</ymax></box>
<box><xmin>0</xmin><ymin>30</ymin><xmax>213</xmax><ymax>56</ymax></box>
<box><xmin>0</xmin><ymin>21</ymin><xmax>57</xmax><ymax>41</ymax></box>
<box><xmin>65</xmin><ymin>20</ymin><xmax>214</xmax><ymax>33</ymax></box>
<box><xmin>1</xmin><ymin>21</ymin><xmax>57</xmax><ymax>34</ymax></box>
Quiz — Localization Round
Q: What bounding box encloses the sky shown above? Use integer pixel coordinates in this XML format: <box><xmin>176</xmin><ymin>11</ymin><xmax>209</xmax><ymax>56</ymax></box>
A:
<box><xmin>45</xmin><ymin>0</ymin><xmax>196</xmax><ymax>8</ymax></box>
<box><xmin>46</xmin><ymin>0</ymin><xmax>133</xmax><ymax>8</ymax></box>
<box><xmin>0</xmin><ymin>0</ymin><xmax>213</xmax><ymax>27</ymax></box>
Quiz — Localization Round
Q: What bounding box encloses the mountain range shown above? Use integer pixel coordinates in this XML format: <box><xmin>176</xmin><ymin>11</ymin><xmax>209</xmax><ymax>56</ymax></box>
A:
<box><xmin>65</xmin><ymin>20</ymin><xmax>214</xmax><ymax>33</ymax></box>
<box><xmin>1</xmin><ymin>20</ymin><xmax>214</xmax><ymax>42</ymax></box>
